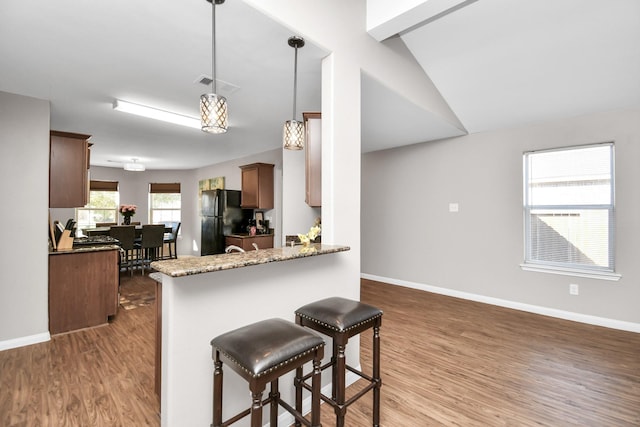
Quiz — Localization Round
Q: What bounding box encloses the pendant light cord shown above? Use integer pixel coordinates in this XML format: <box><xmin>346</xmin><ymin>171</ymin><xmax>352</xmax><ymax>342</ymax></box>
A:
<box><xmin>292</xmin><ymin>44</ymin><xmax>298</xmax><ymax>120</ymax></box>
<box><xmin>211</xmin><ymin>1</ymin><xmax>217</xmax><ymax>94</ymax></box>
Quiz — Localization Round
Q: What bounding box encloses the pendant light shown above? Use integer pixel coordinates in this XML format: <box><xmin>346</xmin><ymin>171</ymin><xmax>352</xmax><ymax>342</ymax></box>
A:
<box><xmin>200</xmin><ymin>0</ymin><xmax>228</xmax><ymax>133</ymax></box>
<box><xmin>283</xmin><ymin>36</ymin><xmax>305</xmax><ymax>150</ymax></box>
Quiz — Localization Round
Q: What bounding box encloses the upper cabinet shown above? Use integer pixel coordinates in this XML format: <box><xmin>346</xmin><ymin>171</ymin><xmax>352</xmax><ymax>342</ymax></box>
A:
<box><xmin>304</xmin><ymin>112</ymin><xmax>321</xmax><ymax>207</ymax></box>
<box><xmin>240</xmin><ymin>163</ymin><xmax>274</xmax><ymax>209</ymax></box>
<box><xmin>49</xmin><ymin>130</ymin><xmax>91</xmax><ymax>208</ymax></box>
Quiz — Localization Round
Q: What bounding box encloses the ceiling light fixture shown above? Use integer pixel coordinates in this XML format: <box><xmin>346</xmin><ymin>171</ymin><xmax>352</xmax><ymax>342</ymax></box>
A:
<box><xmin>283</xmin><ymin>36</ymin><xmax>305</xmax><ymax>150</ymax></box>
<box><xmin>124</xmin><ymin>158</ymin><xmax>145</xmax><ymax>172</ymax></box>
<box><xmin>113</xmin><ymin>99</ymin><xmax>200</xmax><ymax>129</ymax></box>
<box><xmin>200</xmin><ymin>0</ymin><xmax>228</xmax><ymax>134</ymax></box>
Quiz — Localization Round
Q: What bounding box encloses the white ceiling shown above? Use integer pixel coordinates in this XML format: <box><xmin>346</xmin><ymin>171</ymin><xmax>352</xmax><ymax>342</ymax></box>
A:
<box><xmin>398</xmin><ymin>0</ymin><xmax>640</xmax><ymax>135</ymax></box>
<box><xmin>1</xmin><ymin>0</ymin><xmax>638</xmax><ymax>170</ymax></box>
<box><xmin>0</xmin><ymin>0</ymin><xmax>326</xmax><ymax>169</ymax></box>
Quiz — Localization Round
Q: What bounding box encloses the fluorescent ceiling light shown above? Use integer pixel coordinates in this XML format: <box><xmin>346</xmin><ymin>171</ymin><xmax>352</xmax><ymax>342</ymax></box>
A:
<box><xmin>124</xmin><ymin>158</ymin><xmax>145</xmax><ymax>171</ymax></box>
<box><xmin>113</xmin><ymin>99</ymin><xmax>200</xmax><ymax>130</ymax></box>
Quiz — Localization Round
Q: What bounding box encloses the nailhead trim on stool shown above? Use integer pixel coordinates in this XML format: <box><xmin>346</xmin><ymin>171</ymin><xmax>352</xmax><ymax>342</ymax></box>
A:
<box><xmin>295</xmin><ymin>297</ymin><xmax>383</xmax><ymax>427</ymax></box>
<box><xmin>210</xmin><ymin>318</ymin><xmax>325</xmax><ymax>427</ymax></box>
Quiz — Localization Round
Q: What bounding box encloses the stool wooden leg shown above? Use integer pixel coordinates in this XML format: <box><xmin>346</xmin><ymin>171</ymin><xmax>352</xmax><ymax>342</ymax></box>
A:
<box><xmin>331</xmin><ymin>339</ymin><xmax>338</xmax><ymax>400</ymax></box>
<box><xmin>269</xmin><ymin>379</ymin><xmax>279</xmax><ymax>426</ymax></box>
<box><xmin>250</xmin><ymin>389</ymin><xmax>264</xmax><ymax>427</ymax></box>
<box><xmin>335</xmin><ymin>342</ymin><xmax>347</xmax><ymax>427</ymax></box>
<box><xmin>295</xmin><ymin>365</ymin><xmax>303</xmax><ymax>427</ymax></box>
<box><xmin>311</xmin><ymin>354</ymin><xmax>322</xmax><ymax>427</ymax></box>
<box><xmin>213</xmin><ymin>352</ymin><xmax>223</xmax><ymax>427</ymax></box>
<box><xmin>373</xmin><ymin>324</ymin><xmax>381</xmax><ymax>427</ymax></box>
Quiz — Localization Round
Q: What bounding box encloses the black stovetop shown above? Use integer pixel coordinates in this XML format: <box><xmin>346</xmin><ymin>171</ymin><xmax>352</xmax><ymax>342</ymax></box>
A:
<box><xmin>73</xmin><ymin>235</ymin><xmax>119</xmax><ymax>247</ymax></box>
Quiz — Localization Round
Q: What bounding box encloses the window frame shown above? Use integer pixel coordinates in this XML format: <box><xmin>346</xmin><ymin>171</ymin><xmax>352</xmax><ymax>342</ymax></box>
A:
<box><xmin>149</xmin><ymin>182</ymin><xmax>181</xmax><ymax>226</ymax></box>
<box><xmin>521</xmin><ymin>143</ymin><xmax>621</xmax><ymax>281</ymax></box>
<box><xmin>76</xmin><ymin>180</ymin><xmax>119</xmax><ymax>230</ymax></box>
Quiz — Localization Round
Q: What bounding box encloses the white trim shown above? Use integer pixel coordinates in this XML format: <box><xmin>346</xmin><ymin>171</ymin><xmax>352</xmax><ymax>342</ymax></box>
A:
<box><xmin>361</xmin><ymin>273</ymin><xmax>640</xmax><ymax>333</ymax></box>
<box><xmin>520</xmin><ymin>263</ymin><xmax>621</xmax><ymax>281</ymax></box>
<box><xmin>0</xmin><ymin>332</ymin><xmax>51</xmax><ymax>351</ymax></box>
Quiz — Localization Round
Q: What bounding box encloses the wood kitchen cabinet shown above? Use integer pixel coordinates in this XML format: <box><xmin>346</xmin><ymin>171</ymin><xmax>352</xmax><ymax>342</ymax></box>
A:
<box><xmin>225</xmin><ymin>234</ymin><xmax>274</xmax><ymax>251</ymax></box>
<box><xmin>240</xmin><ymin>162</ymin><xmax>274</xmax><ymax>209</ymax></box>
<box><xmin>303</xmin><ymin>112</ymin><xmax>321</xmax><ymax>207</ymax></box>
<box><xmin>48</xmin><ymin>248</ymin><xmax>119</xmax><ymax>335</ymax></box>
<box><xmin>49</xmin><ymin>130</ymin><xmax>91</xmax><ymax>208</ymax></box>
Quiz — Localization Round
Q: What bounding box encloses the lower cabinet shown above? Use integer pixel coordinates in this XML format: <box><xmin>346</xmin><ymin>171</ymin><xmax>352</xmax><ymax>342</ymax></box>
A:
<box><xmin>225</xmin><ymin>234</ymin><xmax>274</xmax><ymax>252</ymax></box>
<box><xmin>48</xmin><ymin>248</ymin><xmax>119</xmax><ymax>334</ymax></box>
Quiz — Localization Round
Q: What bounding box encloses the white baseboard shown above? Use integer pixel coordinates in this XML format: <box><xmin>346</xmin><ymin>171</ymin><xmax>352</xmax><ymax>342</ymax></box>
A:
<box><xmin>276</xmin><ymin>369</ymin><xmax>360</xmax><ymax>427</ymax></box>
<box><xmin>362</xmin><ymin>273</ymin><xmax>640</xmax><ymax>334</ymax></box>
<box><xmin>0</xmin><ymin>332</ymin><xmax>51</xmax><ymax>351</ymax></box>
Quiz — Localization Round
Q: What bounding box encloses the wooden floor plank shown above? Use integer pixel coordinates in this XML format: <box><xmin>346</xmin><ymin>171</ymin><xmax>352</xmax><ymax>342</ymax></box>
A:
<box><xmin>347</xmin><ymin>279</ymin><xmax>640</xmax><ymax>427</ymax></box>
<box><xmin>0</xmin><ymin>274</ymin><xmax>159</xmax><ymax>427</ymax></box>
<box><xmin>1</xmin><ymin>276</ymin><xmax>639</xmax><ymax>426</ymax></box>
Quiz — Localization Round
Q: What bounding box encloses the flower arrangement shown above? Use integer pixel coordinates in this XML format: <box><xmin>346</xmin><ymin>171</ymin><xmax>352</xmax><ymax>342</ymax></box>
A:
<box><xmin>298</xmin><ymin>218</ymin><xmax>321</xmax><ymax>247</ymax></box>
<box><xmin>119</xmin><ymin>204</ymin><xmax>137</xmax><ymax>217</ymax></box>
<box><xmin>119</xmin><ymin>204</ymin><xmax>137</xmax><ymax>224</ymax></box>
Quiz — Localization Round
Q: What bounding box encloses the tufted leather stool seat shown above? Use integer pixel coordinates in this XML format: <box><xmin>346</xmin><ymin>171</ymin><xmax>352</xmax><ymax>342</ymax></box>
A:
<box><xmin>295</xmin><ymin>297</ymin><xmax>383</xmax><ymax>427</ymax></box>
<box><xmin>210</xmin><ymin>318</ymin><xmax>324</xmax><ymax>427</ymax></box>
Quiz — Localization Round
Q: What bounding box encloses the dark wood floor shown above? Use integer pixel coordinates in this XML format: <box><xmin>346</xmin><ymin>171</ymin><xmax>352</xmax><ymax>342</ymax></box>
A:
<box><xmin>355</xmin><ymin>279</ymin><xmax>640</xmax><ymax>426</ymax></box>
<box><xmin>0</xmin><ymin>275</ymin><xmax>160</xmax><ymax>427</ymax></box>
<box><xmin>1</xmin><ymin>276</ymin><xmax>639</xmax><ymax>426</ymax></box>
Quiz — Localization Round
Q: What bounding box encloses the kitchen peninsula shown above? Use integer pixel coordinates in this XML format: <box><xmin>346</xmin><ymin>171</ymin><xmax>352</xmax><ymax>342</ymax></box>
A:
<box><xmin>150</xmin><ymin>243</ymin><xmax>352</xmax><ymax>427</ymax></box>
<box><xmin>49</xmin><ymin>245</ymin><xmax>120</xmax><ymax>334</ymax></box>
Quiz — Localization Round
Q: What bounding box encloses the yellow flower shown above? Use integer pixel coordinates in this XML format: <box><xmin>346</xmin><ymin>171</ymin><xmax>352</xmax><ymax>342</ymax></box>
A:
<box><xmin>308</xmin><ymin>226</ymin><xmax>321</xmax><ymax>241</ymax></box>
<box><xmin>298</xmin><ymin>234</ymin><xmax>311</xmax><ymax>245</ymax></box>
<box><xmin>298</xmin><ymin>224</ymin><xmax>321</xmax><ymax>246</ymax></box>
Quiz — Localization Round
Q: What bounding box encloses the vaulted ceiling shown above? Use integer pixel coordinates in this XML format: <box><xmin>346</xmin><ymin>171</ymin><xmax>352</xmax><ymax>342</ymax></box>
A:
<box><xmin>1</xmin><ymin>0</ymin><xmax>638</xmax><ymax>169</ymax></box>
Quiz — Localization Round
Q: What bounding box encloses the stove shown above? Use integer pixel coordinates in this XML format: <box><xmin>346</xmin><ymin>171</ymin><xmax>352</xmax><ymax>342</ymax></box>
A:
<box><xmin>73</xmin><ymin>235</ymin><xmax>120</xmax><ymax>247</ymax></box>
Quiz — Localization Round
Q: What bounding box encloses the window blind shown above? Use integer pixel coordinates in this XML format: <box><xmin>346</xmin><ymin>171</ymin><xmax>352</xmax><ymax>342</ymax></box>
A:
<box><xmin>523</xmin><ymin>143</ymin><xmax>614</xmax><ymax>272</ymax></box>
<box><xmin>149</xmin><ymin>183</ymin><xmax>181</xmax><ymax>193</ymax></box>
<box><xmin>90</xmin><ymin>180</ymin><xmax>118</xmax><ymax>191</ymax></box>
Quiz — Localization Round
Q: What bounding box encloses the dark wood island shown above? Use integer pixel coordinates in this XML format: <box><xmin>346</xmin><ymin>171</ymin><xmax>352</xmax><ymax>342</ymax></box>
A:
<box><xmin>48</xmin><ymin>246</ymin><xmax>120</xmax><ymax>334</ymax></box>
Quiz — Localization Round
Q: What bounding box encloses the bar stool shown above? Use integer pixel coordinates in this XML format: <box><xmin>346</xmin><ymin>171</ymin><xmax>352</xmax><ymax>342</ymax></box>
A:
<box><xmin>210</xmin><ymin>318</ymin><xmax>325</xmax><ymax>427</ymax></box>
<box><xmin>295</xmin><ymin>297</ymin><xmax>383</xmax><ymax>427</ymax></box>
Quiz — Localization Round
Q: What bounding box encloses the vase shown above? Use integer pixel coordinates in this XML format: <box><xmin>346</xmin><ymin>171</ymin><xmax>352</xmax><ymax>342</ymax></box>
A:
<box><xmin>123</xmin><ymin>215</ymin><xmax>131</xmax><ymax>225</ymax></box>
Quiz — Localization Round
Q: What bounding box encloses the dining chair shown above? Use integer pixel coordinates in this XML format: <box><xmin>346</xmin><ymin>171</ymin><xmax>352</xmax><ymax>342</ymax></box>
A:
<box><xmin>109</xmin><ymin>225</ymin><xmax>138</xmax><ymax>277</ymax></box>
<box><xmin>96</xmin><ymin>222</ymin><xmax>117</xmax><ymax>227</ymax></box>
<box><xmin>163</xmin><ymin>222</ymin><xmax>181</xmax><ymax>259</ymax></box>
<box><xmin>136</xmin><ymin>224</ymin><xmax>165</xmax><ymax>275</ymax></box>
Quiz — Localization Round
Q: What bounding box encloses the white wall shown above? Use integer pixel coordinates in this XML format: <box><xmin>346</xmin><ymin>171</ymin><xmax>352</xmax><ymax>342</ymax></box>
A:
<box><xmin>0</xmin><ymin>91</ymin><xmax>50</xmax><ymax>349</ymax></box>
<box><xmin>362</xmin><ymin>108</ymin><xmax>640</xmax><ymax>327</ymax></box>
<box><xmin>282</xmin><ymin>147</ymin><xmax>321</xmax><ymax>241</ymax></box>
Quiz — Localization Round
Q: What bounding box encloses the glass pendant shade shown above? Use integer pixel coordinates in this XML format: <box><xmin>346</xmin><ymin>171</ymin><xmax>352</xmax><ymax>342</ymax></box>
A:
<box><xmin>200</xmin><ymin>93</ymin><xmax>228</xmax><ymax>133</ymax></box>
<box><xmin>283</xmin><ymin>36</ymin><xmax>305</xmax><ymax>150</ymax></box>
<box><xmin>283</xmin><ymin>119</ymin><xmax>304</xmax><ymax>150</ymax></box>
<box><xmin>200</xmin><ymin>0</ymin><xmax>227</xmax><ymax>134</ymax></box>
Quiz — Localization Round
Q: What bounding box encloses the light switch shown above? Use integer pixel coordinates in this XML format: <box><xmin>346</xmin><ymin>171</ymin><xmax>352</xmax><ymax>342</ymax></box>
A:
<box><xmin>449</xmin><ymin>203</ymin><xmax>459</xmax><ymax>213</ymax></box>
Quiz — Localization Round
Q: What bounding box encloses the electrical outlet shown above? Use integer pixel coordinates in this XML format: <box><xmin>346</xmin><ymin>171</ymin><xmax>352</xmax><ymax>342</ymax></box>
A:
<box><xmin>449</xmin><ymin>203</ymin><xmax>459</xmax><ymax>212</ymax></box>
<box><xmin>569</xmin><ymin>284</ymin><xmax>579</xmax><ymax>295</ymax></box>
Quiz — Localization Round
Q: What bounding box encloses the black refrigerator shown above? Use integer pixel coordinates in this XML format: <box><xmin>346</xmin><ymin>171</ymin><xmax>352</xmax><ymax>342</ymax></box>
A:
<box><xmin>200</xmin><ymin>189</ymin><xmax>249</xmax><ymax>255</ymax></box>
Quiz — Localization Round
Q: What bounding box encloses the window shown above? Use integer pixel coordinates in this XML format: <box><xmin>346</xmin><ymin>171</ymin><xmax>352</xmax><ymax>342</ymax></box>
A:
<box><xmin>149</xmin><ymin>183</ymin><xmax>181</xmax><ymax>225</ymax></box>
<box><xmin>76</xmin><ymin>181</ymin><xmax>119</xmax><ymax>229</ymax></box>
<box><xmin>523</xmin><ymin>143</ymin><xmax>617</xmax><ymax>278</ymax></box>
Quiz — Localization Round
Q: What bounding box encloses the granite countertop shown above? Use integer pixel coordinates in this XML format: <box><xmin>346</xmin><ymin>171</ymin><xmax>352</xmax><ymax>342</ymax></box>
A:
<box><xmin>150</xmin><ymin>243</ymin><xmax>350</xmax><ymax>277</ymax></box>
<box><xmin>49</xmin><ymin>245</ymin><xmax>121</xmax><ymax>255</ymax></box>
